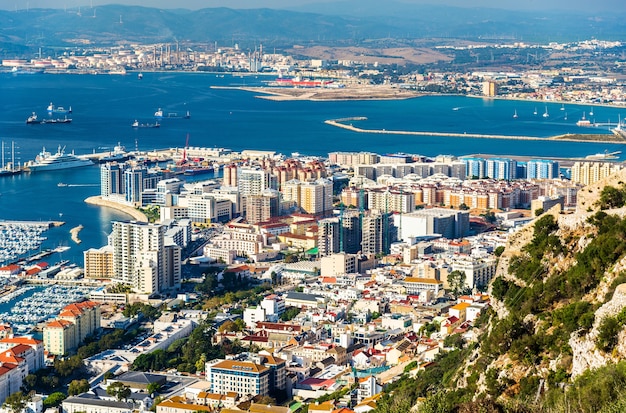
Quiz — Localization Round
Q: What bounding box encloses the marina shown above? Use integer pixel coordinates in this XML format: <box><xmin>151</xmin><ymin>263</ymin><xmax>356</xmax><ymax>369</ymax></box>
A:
<box><xmin>0</xmin><ymin>221</ymin><xmax>57</xmax><ymax>266</ymax></box>
<box><xmin>0</xmin><ymin>284</ymin><xmax>95</xmax><ymax>334</ymax></box>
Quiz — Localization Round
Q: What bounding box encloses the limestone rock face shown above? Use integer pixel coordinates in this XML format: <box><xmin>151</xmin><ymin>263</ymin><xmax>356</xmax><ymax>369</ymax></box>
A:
<box><xmin>570</xmin><ymin>284</ymin><xmax>626</xmax><ymax>377</ymax></box>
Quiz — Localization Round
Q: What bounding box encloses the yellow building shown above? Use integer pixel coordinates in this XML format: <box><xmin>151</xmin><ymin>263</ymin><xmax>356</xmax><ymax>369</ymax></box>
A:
<box><xmin>482</xmin><ymin>80</ymin><xmax>497</xmax><ymax>97</ymax></box>
<box><xmin>157</xmin><ymin>397</ymin><xmax>212</xmax><ymax>413</ymax></box>
<box><xmin>83</xmin><ymin>245</ymin><xmax>114</xmax><ymax>278</ymax></box>
<box><xmin>43</xmin><ymin>300</ymin><xmax>101</xmax><ymax>356</ymax></box>
<box><xmin>43</xmin><ymin>319</ymin><xmax>75</xmax><ymax>356</ymax></box>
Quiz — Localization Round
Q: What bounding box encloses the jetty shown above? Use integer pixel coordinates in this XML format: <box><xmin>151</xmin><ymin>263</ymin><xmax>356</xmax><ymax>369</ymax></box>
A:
<box><xmin>70</xmin><ymin>225</ymin><xmax>83</xmax><ymax>244</ymax></box>
<box><xmin>325</xmin><ymin>117</ymin><xmax>626</xmax><ymax>144</ymax></box>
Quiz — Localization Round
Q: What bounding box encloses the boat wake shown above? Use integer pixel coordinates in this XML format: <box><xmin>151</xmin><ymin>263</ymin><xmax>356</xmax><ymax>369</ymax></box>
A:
<box><xmin>58</xmin><ymin>183</ymin><xmax>99</xmax><ymax>187</ymax></box>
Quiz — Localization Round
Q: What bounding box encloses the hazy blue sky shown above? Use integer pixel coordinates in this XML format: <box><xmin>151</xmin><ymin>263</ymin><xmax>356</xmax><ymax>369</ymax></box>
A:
<box><xmin>1</xmin><ymin>0</ymin><xmax>623</xmax><ymax>12</ymax></box>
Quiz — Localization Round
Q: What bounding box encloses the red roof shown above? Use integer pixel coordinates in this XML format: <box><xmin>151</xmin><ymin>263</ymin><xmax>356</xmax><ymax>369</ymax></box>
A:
<box><xmin>6</xmin><ymin>344</ymin><xmax>31</xmax><ymax>355</ymax></box>
<box><xmin>0</xmin><ymin>337</ymin><xmax>42</xmax><ymax>345</ymax></box>
<box><xmin>46</xmin><ymin>320</ymin><xmax>74</xmax><ymax>329</ymax></box>
<box><xmin>0</xmin><ymin>352</ymin><xmax>24</xmax><ymax>364</ymax></box>
<box><xmin>0</xmin><ymin>363</ymin><xmax>16</xmax><ymax>376</ymax></box>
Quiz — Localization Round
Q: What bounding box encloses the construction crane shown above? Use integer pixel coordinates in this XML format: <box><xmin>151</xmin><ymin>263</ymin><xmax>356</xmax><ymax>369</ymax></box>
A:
<box><xmin>178</xmin><ymin>133</ymin><xmax>190</xmax><ymax>166</ymax></box>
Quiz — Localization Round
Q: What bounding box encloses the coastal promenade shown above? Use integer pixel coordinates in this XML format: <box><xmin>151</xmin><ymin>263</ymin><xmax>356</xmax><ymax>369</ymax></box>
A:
<box><xmin>84</xmin><ymin>196</ymin><xmax>148</xmax><ymax>223</ymax></box>
<box><xmin>325</xmin><ymin>117</ymin><xmax>626</xmax><ymax>144</ymax></box>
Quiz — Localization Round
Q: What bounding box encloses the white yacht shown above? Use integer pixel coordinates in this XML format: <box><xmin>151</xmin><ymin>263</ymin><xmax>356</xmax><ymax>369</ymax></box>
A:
<box><xmin>27</xmin><ymin>145</ymin><xmax>93</xmax><ymax>172</ymax></box>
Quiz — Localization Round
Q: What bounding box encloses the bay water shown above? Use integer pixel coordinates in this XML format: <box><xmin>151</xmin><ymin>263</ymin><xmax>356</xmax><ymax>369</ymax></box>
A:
<box><xmin>0</xmin><ymin>72</ymin><xmax>624</xmax><ymax>265</ymax></box>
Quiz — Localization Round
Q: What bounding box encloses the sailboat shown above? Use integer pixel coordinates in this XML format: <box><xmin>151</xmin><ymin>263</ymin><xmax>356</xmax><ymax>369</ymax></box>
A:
<box><xmin>513</xmin><ymin>109</ymin><xmax>518</xmax><ymax>119</ymax></box>
<box><xmin>589</xmin><ymin>107</ymin><xmax>594</xmax><ymax>116</ymax></box>
<box><xmin>543</xmin><ymin>107</ymin><xmax>549</xmax><ymax>118</ymax></box>
<box><xmin>564</xmin><ymin>112</ymin><xmax>568</xmax><ymax>121</ymax></box>
<box><xmin>533</xmin><ymin>107</ymin><xmax>538</xmax><ymax>115</ymax></box>
<box><xmin>560</xmin><ymin>104</ymin><xmax>565</xmax><ymax>111</ymax></box>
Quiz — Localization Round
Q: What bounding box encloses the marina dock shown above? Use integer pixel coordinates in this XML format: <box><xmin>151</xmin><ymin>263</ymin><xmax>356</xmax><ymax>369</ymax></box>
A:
<box><xmin>0</xmin><ymin>221</ymin><xmax>65</xmax><ymax>267</ymax></box>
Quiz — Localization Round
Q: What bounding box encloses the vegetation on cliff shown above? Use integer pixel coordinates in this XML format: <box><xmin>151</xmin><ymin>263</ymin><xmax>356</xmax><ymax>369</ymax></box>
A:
<box><xmin>373</xmin><ymin>183</ymin><xmax>626</xmax><ymax>412</ymax></box>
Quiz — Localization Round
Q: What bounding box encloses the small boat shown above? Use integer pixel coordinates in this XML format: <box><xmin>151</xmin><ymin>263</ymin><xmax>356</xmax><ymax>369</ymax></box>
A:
<box><xmin>132</xmin><ymin>120</ymin><xmax>160</xmax><ymax>128</ymax></box>
<box><xmin>138</xmin><ymin>73</ymin><xmax>143</xmax><ymax>80</ymax></box>
<box><xmin>154</xmin><ymin>108</ymin><xmax>163</xmax><ymax>119</ymax></box>
<box><xmin>542</xmin><ymin>107</ymin><xmax>549</xmax><ymax>118</ymax></box>
<box><xmin>513</xmin><ymin>109</ymin><xmax>518</xmax><ymax>119</ymax></box>
<box><xmin>57</xmin><ymin>183</ymin><xmax>68</xmax><ymax>187</ymax></box>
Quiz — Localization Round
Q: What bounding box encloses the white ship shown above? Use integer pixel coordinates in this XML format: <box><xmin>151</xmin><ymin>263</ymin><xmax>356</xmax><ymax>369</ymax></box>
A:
<box><xmin>27</xmin><ymin>145</ymin><xmax>93</xmax><ymax>172</ymax></box>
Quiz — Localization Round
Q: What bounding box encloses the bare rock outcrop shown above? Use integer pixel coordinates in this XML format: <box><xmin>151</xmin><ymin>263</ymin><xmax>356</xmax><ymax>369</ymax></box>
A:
<box><xmin>570</xmin><ymin>283</ymin><xmax>626</xmax><ymax>377</ymax></box>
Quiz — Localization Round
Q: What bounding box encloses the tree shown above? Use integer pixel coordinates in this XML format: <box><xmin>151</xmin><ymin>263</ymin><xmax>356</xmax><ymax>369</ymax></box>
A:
<box><xmin>146</xmin><ymin>382</ymin><xmax>162</xmax><ymax>395</ymax></box>
<box><xmin>68</xmin><ymin>379</ymin><xmax>90</xmax><ymax>396</ymax></box>
<box><xmin>107</xmin><ymin>382</ymin><xmax>131</xmax><ymax>402</ymax></box>
<box><xmin>23</xmin><ymin>374</ymin><xmax>38</xmax><ymax>391</ymax></box>
<box><xmin>195</xmin><ymin>353</ymin><xmax>207</xmax><ymax>374</ymax></box>
<box><xmin>256</xmin><ymin>395</ymin><xmax>276</xmax><ymax>405</ymax></box>
<box><xmin>43</xmin><ymin>392</ymin><xmax>67</xmax><ymax>408</ymax></box>
<box><xmin>598</xmin><ymin>185</ymin><xmax>625</xmax><ymax>209</ymax></box>
<box><xmin>494</xmin><ymin>246</ymin><xmax>505</xmax><ymax>257</ymax></box>
<box><xmin>3</xmin><ymin>391</ymin><xmax>32</xmax><ymax>413</ymax></box>
<box><xmin>447</xmin><ymin>270</ymin><xmax>466</xmax><ymax>299</ymax></box>
<box><xmin>482</xmin><ymin>211</ymin><xmax>497</xmax><ymax>224</ymax></box>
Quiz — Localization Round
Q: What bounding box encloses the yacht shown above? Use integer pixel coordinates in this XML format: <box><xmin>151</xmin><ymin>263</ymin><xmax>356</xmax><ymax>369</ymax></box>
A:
<box><xmin>27</xmin><ymin>145</ymin><xmax>93</xmax><ymax>172</ymax></box>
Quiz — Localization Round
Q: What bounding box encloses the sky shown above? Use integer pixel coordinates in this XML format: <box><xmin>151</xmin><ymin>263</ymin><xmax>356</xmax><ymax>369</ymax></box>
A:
<box><xmin>0</xmin><ymin>0</ymin><xmax>624</xmax><ymax>12</ymax></box>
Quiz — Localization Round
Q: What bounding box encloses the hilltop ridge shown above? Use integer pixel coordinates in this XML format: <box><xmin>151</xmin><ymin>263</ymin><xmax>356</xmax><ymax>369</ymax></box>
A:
<box><xmin>0</xmin><ymin>3</ymin><xmax>624</xmax><ymax>55</ymax></box>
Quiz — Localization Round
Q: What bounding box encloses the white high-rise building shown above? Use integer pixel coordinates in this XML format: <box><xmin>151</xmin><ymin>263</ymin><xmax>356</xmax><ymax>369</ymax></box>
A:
<box><xmin>238</xmin><ymin>167</ymin><xmax>271</xmax><ymax>196</ymax></box>
<box><xmin>109</xmin><ymin>221</ymin><xmax>181</xmax><ymax>294</ymax></box>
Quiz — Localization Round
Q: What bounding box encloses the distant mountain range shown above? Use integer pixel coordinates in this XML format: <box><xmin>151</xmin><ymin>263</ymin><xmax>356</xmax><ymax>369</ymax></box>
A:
<box><xmin>0</xmin><ymin>3</ymin><xmax>624</xmax><ymax>56</ymax></box>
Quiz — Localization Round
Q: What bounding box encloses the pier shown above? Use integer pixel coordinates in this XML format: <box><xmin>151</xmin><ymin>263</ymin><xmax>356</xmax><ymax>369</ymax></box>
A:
<box><xmin>325</xmin><ymin>117</ymin><xmax>626</xmax><ymax>144</ymax></box>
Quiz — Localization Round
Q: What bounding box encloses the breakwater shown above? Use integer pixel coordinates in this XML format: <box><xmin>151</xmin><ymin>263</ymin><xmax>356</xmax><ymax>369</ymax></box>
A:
<box><xmin>325</xmin><ymin>117</ymin><xmax>624</xmax><ymax>144</ymax></box>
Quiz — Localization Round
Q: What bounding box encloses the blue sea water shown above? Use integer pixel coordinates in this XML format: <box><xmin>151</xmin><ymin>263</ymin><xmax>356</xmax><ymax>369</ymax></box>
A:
<box><xmin>0</xmin><ymin>72</ymin><xmax>625</xmax><ymax>265</ymax></box>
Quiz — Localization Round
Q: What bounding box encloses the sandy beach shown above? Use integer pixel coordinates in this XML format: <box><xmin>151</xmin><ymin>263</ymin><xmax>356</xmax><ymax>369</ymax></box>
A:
<box><xmin>85</xmin><ymin>196</ymin><xmax>149</xmax><ymax>223</ymax></box>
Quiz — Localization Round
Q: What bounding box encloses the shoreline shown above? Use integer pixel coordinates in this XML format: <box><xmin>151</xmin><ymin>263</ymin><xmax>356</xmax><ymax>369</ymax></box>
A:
<box><xmin>84</xmin><ymin>196</ymin><xmax>149</xmax><ymax>223</ymax></box>
<box><xmin>212</xmin><ymin>84</ymin><xmax>626</xmax><ymax>109</ymax></box>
